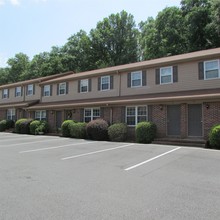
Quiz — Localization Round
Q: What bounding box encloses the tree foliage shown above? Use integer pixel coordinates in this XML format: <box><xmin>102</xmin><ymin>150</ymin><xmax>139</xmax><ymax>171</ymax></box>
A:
<box><xmin>0</xmin><ymin>2</ymin><xmax>220</xmax><ymax>85</ymax></box>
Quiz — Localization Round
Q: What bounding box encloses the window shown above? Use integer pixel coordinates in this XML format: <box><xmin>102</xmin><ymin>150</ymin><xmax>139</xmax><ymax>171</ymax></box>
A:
<box><xmin>80</xmin><ymin>79</ymin><xmax>88</xmax><ymax>93</ymax></box>
<box><xmin>160</xmin><ymin>67</ymin><xmax>173</xmax><ymax>84</ymax></box>
<box><xmin>101</xmin><ymin>76</ymin><xmax>110</xmax><ymax>91</ymax></box>
<box><xmin>3</xmin><ymin>89</ymin><xmax>8</xmax><ymax>99</ymax></box>
<box><xmin>7</xmin><ymin>109</ymin><xmax>16</xmax><ymax>121</ymax></box>
<box><xmin>35</xmin><ymin>110</ymin><xmax>47</xmax><ymax>120</ymax></box>
<box><xmin>204</xmin><ymin>60</ymin><xmax>220</xmax><ymax>80</ymax></box>
<box><xmin>15</xmin><ymin>87</ymin><xmax>22</xmax><ymax>97</ymax></box>
<box><xmin>131</xmin><ymin>71</ymin><xmax>142</xmax><ymax>87</ymax></box>
<box><xmin>59</xmin><ymin>83</ymin><xmax>66</xmax><ymax>95</ymax></box>
<box><xmin>84</xmin><ymin>108</ymin><xmax>100</xmax><ymax>122</ymax></box>
<box><xmin>27</xmin><ymin>84</ymin><xmax>33</xmax><ymax>96</ymax></box>
<box><xmin>126</xmin><ymin>106</ymin><xmax>148</xmax><ymax>126</ymax></box>
<box><xmin>44</xmin><ymin>85</ymin><xmax>51</xmax><ymax>97</ymax></box>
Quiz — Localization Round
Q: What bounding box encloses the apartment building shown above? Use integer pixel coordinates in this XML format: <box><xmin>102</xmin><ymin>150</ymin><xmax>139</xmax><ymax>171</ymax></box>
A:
<box><xmin>0</xmin><ymin>48</ymin><xmax>220</xmax><ymax>140</ymax></box>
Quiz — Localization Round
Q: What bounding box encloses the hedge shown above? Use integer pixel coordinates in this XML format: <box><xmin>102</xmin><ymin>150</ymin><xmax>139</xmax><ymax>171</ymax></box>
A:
<box><xmin>15</xmin><ymin>118</ymin><xmax>28</xmax><ymax>133</ymax></box>
<box><xmin>86</xmin><ymin>119</ymin><xmax>109</xmax><ymax>141</ymax></box>
<box><xmin>135</xmin><ymin>121</ymin><xmax>157</xmax><ymax>143</ymax></box>
<box><xmin>108</xmin><ymin>123</ymin><xmax>127</xmax><ymax>142</ymax></box>
<box><xmin>0</xmin><ymin>120</ymin><xmax>7</xmax><ymax>132</ymax></box>
<box><xmin>209</xmin><ymin>124</ymin><xmax>220</xmax><ymax>149</ymax></box>
<box><xmin>70</xmin><ymin>122</ymin><xmax>87</xmax><ymax>139</ymax></box>
<box><xmin>61</xmin><ymin>120</ymin><xmax>76</xmax><ymax>137</ymax></box>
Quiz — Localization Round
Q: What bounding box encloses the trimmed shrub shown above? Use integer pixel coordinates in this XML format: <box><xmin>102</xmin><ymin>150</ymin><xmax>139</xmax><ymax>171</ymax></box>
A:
<box><xmin>61</xmin><ymin>120</ymin><xmax>76</xmax><ymax>137</ymax></box>
<box><xmin>135</xmin><ymin>121</ymin><xmax>157</xmax><ymax>143</ymax></box>
<box><xmin>15</xmin><ymin>118</ymin><xmax>27</xmax><ymax>133</ymax></box>
<box><xmin>6</xmin><ymin>120</ymin><xmax>14</xmax><ymax>129</ymax></box>
<box><xmin>19</xmin><ymin>119</ymin><xmax>33</xmax><ymax>134</ymax></box>
<box><xmin>108</xmin><ymin>123</ymin><xmax>127</xmax><ymax>142</ymax></box>
<box><xmin>30</xmin><ymin>120</ymin><xmax>41</xmax><ymax>134</ymax></box>
<box><xmin>209</xmin><ymin>124</ymin><xmax>220</xmax><ymax>149</ymax></box>
<box><xmin>0</xmin><ymin>120</ymin><xmax>7</xmax><ymax>132</ymax></box>
<box><xmin>70</xmin><ymin>122</ymin><xmax>87</xmax><ymax>139</ymax></box>
<box><xmin>86</xmin><ymin>119</ymin><xmax>109</xmax><ymax>141</ymax></box>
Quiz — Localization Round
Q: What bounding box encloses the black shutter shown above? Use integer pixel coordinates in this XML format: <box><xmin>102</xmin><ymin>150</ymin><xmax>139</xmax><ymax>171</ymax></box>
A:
<box><xmin>110</xmin><ymin>76</ymin><xmax>113</xmax><ymax>89</ymax></box>
<box><xmin>57</xmin><ymin>84</ymin><xmax>59</xmax><ymax>95</ymax></box>
<box><xmin>33</xmin><ymin>84</ymin><xmax>35</xmax><ymax>95</ymax></box>
<box><xmin>66</xmin><ymin>82</ymin><xmax>69</xmax><ymax>94</ymax></box>
<box><xmin>148</xmin><ymin>105</ymin><xmax>152</xmax><ymax>122</ymax></box>
<box><xmin>98</xmin><ymin>77</ymin><xmax>101</xmax><ymax>91</ymax></box>
<box><xmin>50</xmin><ymin>85</ymin><xmax>53</xmax><ymax>96</ymax></box>
<box><xmin>78</xmin><ymin>80</ymin><xmax>81</xmax><ymax>93</ymax></box>
<box><xmin>7</xmin><ymin>89</ymin><xmax>9</xmax><ymax>98</ymax></box>
<box><xmin>41</xmin><ymin>86</ymin><xmax>44</xmax><ymax>96</ymax></box>
<box><xmin>80</xmin><ymin>108</ymin><xmax>84</xmax><ymax>122</ymax></box>
<box><xmin>127</xmin><ymin>73</ymin><xmax>131</xmax><ymax>88</ymax></box>
<box><xmin>173</xmin><ymin>66</ymin><xmax>178</xmax><ymax>83</ymax></box>
<box><xmin>26</xmin><ymin>85</ymin><xmax>28</xmax><ymax>95</ymax></box>
<box><xmin>121</xmin><ymin>107</ymin><xmax>126</xmax><ymax>123</ymax></box>
<box><xmin>88</xmin><ymin>79</ymin><xmax>92</xmax><ymax>92</ymax></box>
<box><xmin>198</xmin><ymin>62</ymin><xmax>204</xmax><ymax>80</ymax></box>
<box><xmin>1</xmin><ymin>90</ymin><xmax>3</xmax><ymax>99</ymax></box>
<box><xmin>21</xmin><ymin>87</ymin><xmax>23</xmax><ymax>96</ymax></box>
<box><xmin>142</xmin><ymin>70</ymin><xmax>147</xmax><ymax>86</ymax></box>
<box><xmin>155</xmin><ymin>69</ymin><xmax>160</xmax><ymax>84</ymax></box>
<box><xmin>15</xmin><ymin>87</ymin><xmax>16</xmax><ymax>97</ymax></box>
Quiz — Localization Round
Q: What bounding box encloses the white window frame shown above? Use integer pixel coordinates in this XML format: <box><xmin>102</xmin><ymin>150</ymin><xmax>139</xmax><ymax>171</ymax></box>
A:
<box><xmin>160</xmin><ymin>66</ymin><xmax>173</xmax><ymax>84</ymax></box>
<box><xmin>126</xmin><ymin>106</ymin><xmax>148</xmax><ymax>126</ymax></box>
<box><xmin>204</xmin><ymin>60</ymin><xmax>220</xmax><ymax>80</ymax></box>
<box><xmin>15</xmin><ymin>86</ymin><xmax>21</xmax><ymax>97</ymax></box>
<box><xmin>80</xmin><ymin>79</ymin><xmax>89</xmax><ymax>93</ymax></box>
<box><xmin>44</xmin><ymin>85</ymin><xmax>51</xmax><ymax>97</ymax></box>
<box><xmin>3</xmin><ymin>89</ymin><xmax>8</xmax><ymax>99</ymax></box>
<box><xmin>7</xmin><ymin>109</ymin><xmax>16</xmax><ymax>121</ymax></box>
<box><xmin>59</xmin><ymin>82</ymin><xmax>66</xmax><ymax>95</ymax></box>
<box><xmin>101</xmin><ymin>76</ymin><xmax>110</xmax><ymax>91</ymax></box>
<box><xmin>84</xmin><ymin>108</ymin><xmax>100</xmax><ymax>122</ymax></box>
<box><xmin>35</xmin><ymin>110</ymin><xmax>47</xmax><ymax>121</ymax></box>
<box><xmin>131</xmin><ymin>71</ymin><xmax>142</xmax><ymax>87</ymax></box>
<box><xmin>27</xmin><ymin>84</ymin><xmax>33</xmax><ymax>96</ymax></box>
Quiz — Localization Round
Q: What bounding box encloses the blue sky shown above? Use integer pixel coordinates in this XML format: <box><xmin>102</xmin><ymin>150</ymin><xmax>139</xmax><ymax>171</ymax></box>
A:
<box><xmin>0</xmin><ymin>0</ymin><xmax>180</xmax><ymax>67</ymax></box>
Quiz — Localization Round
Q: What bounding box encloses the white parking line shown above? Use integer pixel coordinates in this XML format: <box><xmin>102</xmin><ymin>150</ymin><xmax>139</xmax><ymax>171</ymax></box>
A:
<box><xmin>0</xmin><ymin>138</ymin><xmax>58</xmax><ymax>148</ymax></box>
<box><xmin>19</xmin><ymin>141</ymin><xmax>95</xmax><ymax>153</ymax></box>
<box><xmin>125</xmin><ymin>147</ymin><xmax>181</xmax><ymax>171</ymax></box>
<box><xmin>0</xmin><ymin>136</ymin><xmax>42</xmax><ymax>143</ymax></box>
<box><xmin>61</xmin><ymin>143</ymin><xmax>134</xmax><ymax>160</ymax></box>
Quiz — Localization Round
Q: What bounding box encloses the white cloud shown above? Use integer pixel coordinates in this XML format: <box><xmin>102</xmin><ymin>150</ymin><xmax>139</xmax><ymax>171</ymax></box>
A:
<box><xmin>0</xmin><ymin>0</ymin><xmax>5</xmax><ymax>6</ymax></box>
<box><xmin>9</xmin><ymin>0</ymin><xmax>20</xmax><ymax>6</ymax></box>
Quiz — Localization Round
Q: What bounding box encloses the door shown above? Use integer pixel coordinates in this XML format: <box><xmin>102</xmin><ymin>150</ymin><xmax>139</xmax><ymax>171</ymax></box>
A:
<box><xmin>188</xmin><ymin>104</ymin><xmax>203</xmax><ymax>137</ymax></box>
<box><xmin>167</xmin><ymin>105</ymin><xmax>181</xmax><ymax>136</ymax></box>
<box><xmin>56</xmin><ymin>111</ymin><xmax>62</xmax><ymax>129</ymax></box>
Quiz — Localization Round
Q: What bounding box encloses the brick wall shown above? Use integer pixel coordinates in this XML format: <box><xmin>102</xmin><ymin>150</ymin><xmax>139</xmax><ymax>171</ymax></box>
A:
<box><xmin>203</xmin><ymin>102</ymin><xmax>220</xmax><ymax>139</ymax></box>
<box><xmin>151</xmin><ymin>105</ymin><xmax>167</xmax><ymax>138</ymax></box>
<box><xmin>0</xmin><ymin>110</ymin><xmax>6</xmax><ymax>120</ymax></box>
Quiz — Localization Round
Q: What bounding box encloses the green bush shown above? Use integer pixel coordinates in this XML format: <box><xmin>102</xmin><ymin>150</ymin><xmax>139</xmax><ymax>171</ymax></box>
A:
<box><xmin>0</xmin><ymin>120</ymin><xmax>7</xmax><ymax>132</ymax></box>
<box><xmin>6</xmin><ymin>120</ymin><xmax>14</xmax><ymax>129</ymax></box>
<box><xmin>209</xmin><ymin>124</ymin><xmax>220</xmax><ymax>149</ymax></box>
<box><xmin>108</xmin><ymin>123</ymin><xmax>127</xmax><ymax>142</ymax></box>
<box><xmin>70</xmin><ymin>122</ymin><xmax>87</xmax><ymax>139</ymax></box>
<box><xmin>19</xmin><ymin>119</ymin><xmax>33</xmax><ymax>134</ymax></box>
<box><xmin>15</xmin><ymin>118</ymin><xmax>27</xmax><ymax>133</ymax></box>
<box><xmin>61</xmin><ymin>120</ymin><xmax>76</xmax><ymax>137</ymax></box>
<box><xmin>135</xmin><ymin>121</ymin><xmax>157</xmax><ymax>143</ymax></box>
<box><xmin>86</xmin><ymin>119</ymin><xmax>109</xmax><ymax>141</ymax></box>
<box><xmin>30</xmin><ymin>120</ymin><xmax>41</xmax><ymax>134</ymax></box>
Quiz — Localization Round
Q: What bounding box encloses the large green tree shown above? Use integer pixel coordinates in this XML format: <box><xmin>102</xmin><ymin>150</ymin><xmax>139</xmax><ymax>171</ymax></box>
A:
<box><xmin>90</xmin><ymin>10</ymin><xmax>139</xmax><ymax>68</ymax></box>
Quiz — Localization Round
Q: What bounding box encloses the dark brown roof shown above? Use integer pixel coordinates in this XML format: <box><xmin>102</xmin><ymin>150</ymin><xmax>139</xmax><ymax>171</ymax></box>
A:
<box><xmin>26</xmin><ymin>88</ymin><xmax>220</xmax><ymax>110</ymax></box>
<box><xmin>0</xmin><ymin>100</ymin><xmax>39</xmax><ymax>109</ymax></box>
<box><xmin>40</xmin><ymin>47</ymin><xmax>220</xmax><ymax>85</ymax></box>
<box><xmin>0</xmin><ymin>71</ymin><xmax>74</xmax><ymax>89</ymax></box>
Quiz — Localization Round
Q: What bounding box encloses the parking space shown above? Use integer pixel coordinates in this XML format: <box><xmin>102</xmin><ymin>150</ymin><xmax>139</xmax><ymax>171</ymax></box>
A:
<box><xmin>0</xmin><ymin>133</ymin><xmax>220</xmax><ymax>220</ymax></box>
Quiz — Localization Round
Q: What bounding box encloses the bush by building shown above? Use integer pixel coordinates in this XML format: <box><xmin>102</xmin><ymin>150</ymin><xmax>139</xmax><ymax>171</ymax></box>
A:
<box><xmin>0</xmin><ymin>120</ymin><xmax>7</xmax><ymax>132</ymax></box>
<box><xmin>15</xmin><ymin>118</ymin><xmax>28</xmax><ymax>133</ymax></box>
<box><xmin>209</xmin><ymin>124</ymin><xmax>220</xmax><ymax>149</ymax></box>
<box><xmin>70</xmin><ymin>122</ymin><xmax>87</xmax><ymax>139</ymax></box>
<box><xmin>19</xmin><ymin>119</ymin><xmax>33</xmax><ymax>134</ymax></box>
<box><xmin>6</xmin><ymin>120</ymin><xmax>14</xmax><ymax>129</ymax></box>
<box><xmin>135</xmin><ymin>121</ymin><xmax>157</xmax><ymax>143</ymax></box>
<box><xmin>61</xmin><ymin>120</ymin><xmax>76</xmax><ymax>137</ymax></box>
<box><xmin>108</xmin><ymin>123</ymin><xmax>127</xmax><ymax>142</ymax></box>
<box><xmin>86</xmin><ymin>119</ymin><xmax>109</xmax><ymax>141</ymax></box>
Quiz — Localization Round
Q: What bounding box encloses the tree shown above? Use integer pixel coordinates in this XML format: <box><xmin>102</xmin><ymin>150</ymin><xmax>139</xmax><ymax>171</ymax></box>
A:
<box><xmin>7</xmin><ymin>53</ymin><xmax>30</xmax><ymax>82</ymax></box>
<box><xmin>90</xmin><ymin>10</ymin><xmax>139</xmax><ymax>68</ymax></box>
<box><xmin>180</xmin><ymin>0</ymin><xmax>212</xmax><ymax>51</ymax></box>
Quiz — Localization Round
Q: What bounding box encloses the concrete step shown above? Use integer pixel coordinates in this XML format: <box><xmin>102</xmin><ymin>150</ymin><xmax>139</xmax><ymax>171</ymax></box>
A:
<box><xmin>152</xmin><ymin>138</ymin><xmax>206</xmax><ymax>148</ymax></box>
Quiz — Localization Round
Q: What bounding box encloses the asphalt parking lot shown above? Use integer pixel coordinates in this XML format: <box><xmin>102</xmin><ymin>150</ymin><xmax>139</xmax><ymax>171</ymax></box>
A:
<box><xmin>0</xmin><ymin>133</ymin><xmax>220</xmax><ymax>220</ymax></box>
